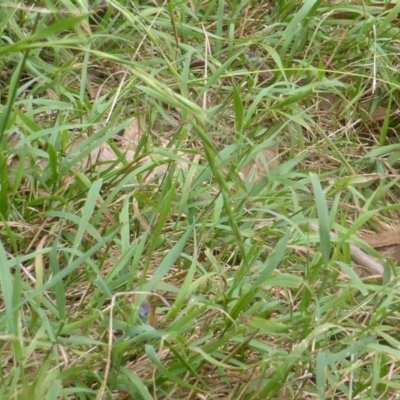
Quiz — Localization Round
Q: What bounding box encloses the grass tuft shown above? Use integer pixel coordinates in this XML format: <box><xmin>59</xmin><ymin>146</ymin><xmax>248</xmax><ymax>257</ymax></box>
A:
<box><xmin>2</xmin><ymin>1</ymin><xmax>400</xmax><ymax>399</ymax></box>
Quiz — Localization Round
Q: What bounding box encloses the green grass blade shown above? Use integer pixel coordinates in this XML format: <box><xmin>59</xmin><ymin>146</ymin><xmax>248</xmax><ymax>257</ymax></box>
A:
<box><xmin>310</xmin><ymin>173</ymin><xmax>331</xmax><ymax>266</ymax></box>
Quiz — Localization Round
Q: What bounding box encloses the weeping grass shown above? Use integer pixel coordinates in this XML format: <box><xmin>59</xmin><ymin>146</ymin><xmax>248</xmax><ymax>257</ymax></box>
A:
<box><xmin>1</xmin><ymin>1</ymin><xmax>400</xmax><ymax>399</ymax></box>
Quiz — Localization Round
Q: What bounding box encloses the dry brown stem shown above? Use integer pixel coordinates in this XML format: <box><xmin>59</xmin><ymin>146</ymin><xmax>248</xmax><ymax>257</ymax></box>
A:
<box><xmin>309</xmin><ymin>222</ymin><xmax>384</xmax><ymax>276</ymax></box>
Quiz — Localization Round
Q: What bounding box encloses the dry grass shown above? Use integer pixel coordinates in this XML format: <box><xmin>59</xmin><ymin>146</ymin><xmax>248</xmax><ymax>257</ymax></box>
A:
<box><xmin>2</xmin><ymin>1</ymin><xmax>400</xmax><ymax>399</ymax></box>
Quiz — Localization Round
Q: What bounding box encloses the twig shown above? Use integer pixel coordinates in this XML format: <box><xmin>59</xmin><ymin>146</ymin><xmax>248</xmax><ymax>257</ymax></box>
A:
<box><xmin>309</xmin><ymin>223</ymin><xmax>384</xmax><ymax>276</ymax></box>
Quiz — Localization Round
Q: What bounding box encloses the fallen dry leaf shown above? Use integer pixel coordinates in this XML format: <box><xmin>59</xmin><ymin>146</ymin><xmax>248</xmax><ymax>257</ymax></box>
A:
<box><xmin>88</xmin><ymin>117</ymin><xmax>279</xmax><ymax>182</ymax></box>
<box><xmin>360</xmin><ymin>226</ymin><xmax>400</xmax><ymax>264</ymax></box>
<box><xmin>239</xmin><ymin>146</ymin><xmax>279</xmax><ymax>181</ymax></box>
<box><xmin>8</xmin><ymin>116</ymin><xmax>279</xmax><ymax>184</ymax></box>
<box><xmin>122</xmin><ymin>117</ymin><xmax>141</xmax><ymax>147</ymax></box>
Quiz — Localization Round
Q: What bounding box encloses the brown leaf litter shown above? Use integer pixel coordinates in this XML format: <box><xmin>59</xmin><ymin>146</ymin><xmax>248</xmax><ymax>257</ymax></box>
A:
<box><xmin>8</xmin><ymin>117</ymin><xmax>278</xmax><ymax>183</ymax></box>
<box><xmin>310</xmin><ymin>223</ymin><xmax>400</xmax><ymax>280</ymax></box>
<box><xmin>360</xmin><ymin>225</ymin><xmax>400</xmax><ymax>265</ymax></box>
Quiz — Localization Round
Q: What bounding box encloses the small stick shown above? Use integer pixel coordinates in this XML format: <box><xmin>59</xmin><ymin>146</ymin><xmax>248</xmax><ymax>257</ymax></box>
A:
<box><xmin>309</xmin><ymin>223</ymin><xmax>384</xmax><ymax>276</ymax></box>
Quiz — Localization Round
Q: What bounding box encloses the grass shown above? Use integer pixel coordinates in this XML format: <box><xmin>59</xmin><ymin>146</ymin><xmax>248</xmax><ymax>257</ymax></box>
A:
<box><xmin>1</xmin><ymin>0</ymin><xmax>400</xmax><ymax>399</ymax></box>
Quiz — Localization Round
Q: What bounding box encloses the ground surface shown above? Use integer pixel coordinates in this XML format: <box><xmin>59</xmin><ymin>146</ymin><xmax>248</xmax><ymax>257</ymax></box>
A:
<box><xmin>2</xmin><ymin>1</ymin><xmax>400</xmax><ymax>399</ymax></box>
